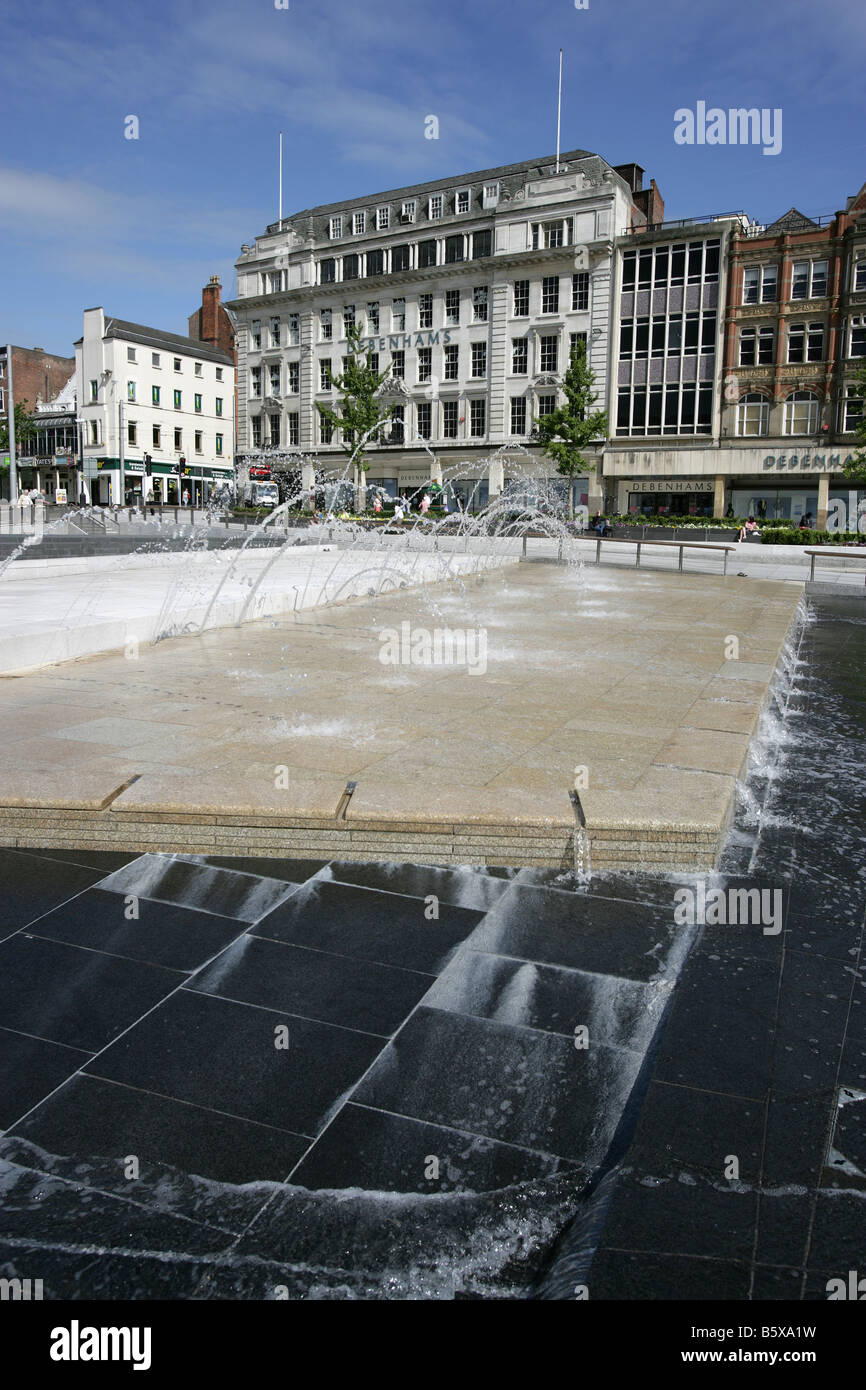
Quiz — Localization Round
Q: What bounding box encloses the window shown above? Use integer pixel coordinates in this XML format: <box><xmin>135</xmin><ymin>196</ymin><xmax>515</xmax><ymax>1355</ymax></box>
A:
<box><xmin>392</xmin><ymin>298</ymin><xmax>405</xmax><ymax>331</ymax></box>
<box><xmin>513</xmin><ymin>280</ymin><xmax>529</xmax><ymax>317</ymax></box>
<box><xmin>473</xmin><ymin>286</ymin><xmax>488</xmax><ymax>322</ymax></box>
<box><xmin>537</xmin><ymin>393</ymin><xmax>556</xmax><ymax>418</ymax></box>
<box><xmin>401</xmin><ymin>200</ymin><xmax>416</xmax><ymax>223</ymax></box>
<box><xmin>215</xmin><ymin>433</ymin><xmax>223</xmax><ymax>455</ymax></box>
<box><xmin>471</xmin><ymin>342</ymin><xmax>487</xmax><ymax>377</ymax></box>
<box><xmin>194</xmin><ymin>392</ymin><xmax>202</xmax><ymax>412</ymax></box>
<box><xmin>532</xmin><ymin>221</ymin><xmax>564</xmax><ymax>249</ymax></box>
<box><xmin>251</xmin><ymin>320</ymin><xmax>262</xmax><ymax>349</ymax></box>
<box><xmin>343</xmin><ymin>254</ymin><xmax>359</xmax><ymax>281</ymax></box>
<box><xmin>739</xmin><ymin>325</ymin><xmax>774</xmax><ymax>366</ymax></box>
<box><xmin>470</xmin><ymin>399</ymin><xmax>486</xmax><ymax>436</ymax></box>
<box><xmin>482</xmin><ymin>183</ymin><xmax>499</xmax><ymax>207</ymax></box>
<box><xmin>269</xmin><ymin>317</ymin><xmax>280</xmax><ymax>347</ymax></box>
<box><xmin>417</xmin><ymin>347</ymin><xmax>432</xmax><ymax>383</ymax></box>
<box><xmin>512</xmin><ymin>338</ymin><xmax>528</xmax><ymax>374</ymax></box>
<box><xmin>319</xmin><ymin>414</ymin><xmax>333</xmax><ymax>444</ymax></box>
<box><xmin>442</xmin><ymin>400</ymin><xmax>459</xmax><ymax>437</ymax></box>
<box><xmin>472</xmin><ymin>230</ymin><xmax>492</xmax><ymax>259</ymax></box>
<box><xmin>542</xmin><ymin>276</ymin><xmax>559</xmax><ymax>314</ymax></box>
<box><xmin>370</xmin><ymin>353</ymin><xmax>379</xmax><ymax>373</ymax></box>
<box><xmin>343</xmin><ymin>304</ymin><xmax>355</xmax><ymax>334</ymax></box>
<box><xmin>784</xmin><ymin>390</ymin><xmax>820</xmax><ymax>434</ymax></box>
<box><xmin>353</xmin><ymin>211</ymin><xmax>366</xmax><ymax>235</ymax></box>
<box><xmin>572</xmin><ymin>272</ymin><xmax>589</xmax><ymax>312</ymax></box>
<box><xmin>792</xmin><ymin>259</ymin><xmax>828</xmax><ymax>300</ymax></box>
<box><xmin>363</xmin><ymin>247</ymin><xmax>383</xmax><ymax>277</ymax></box>
<box><xmin>510</xmin><ymin>397</ymin><xmax>526</xmax><ymax>435</ymax></box>
<box><xmin>367</xmin><ymin>302</ymin><xmax>380</xmax><ymax>332</ymax></box>
<box><xmin>194</xmin><ymin>362</ymin><xmax>202</xmax><ymax>377</ymax></box>
<box><xmin>737</xmin><ymin>393</ymin><xmax>770</xmax><ymax>436</ymax></box>
<box><xmin>127</xmin><ymin>422</ymin><xmax>137</xmax><ymax>446</ymax></box>
<box><xmin>444</xmin><ymin>344</ymin><xmax>459</xmax><ymax>380</ymax></box>
<box><xmin>320</xmin><ymin>360</ymin><xmax>332</xmax><ymax>391</ymax></box>
<box><xmin>392</xmin><ymin>244</ymin><xmax>411</xmax><ymax>273</ymax></box>
<box><xmin>152</xmin><ymin>385</ymin><xmax>161</xmax><ymax>406</ymax></box>
<box><xmin>152</xmin><ymin>352</ymin><xmax>160</xmax><ymax>368</ymax></box>
<box><xmin>153</xmin><ymin>425</ymin><xmax>161</xmax><ymax>448</ymax></box>
<box><xmin>419</xmin><ymin>293</ymin><xmax>433</xmax><ymax>329</ymax></box>
<box><xmin>195</xmin><ymin>430</ymin><xmax>204</xmax><ymax>452</ymax></box>
<box><xmin>320</xmin><ymin>258</ymin><xmax>336</xmax><ymax>284</ymax></box>
<box><xmin>329</xmin><ymin>216</ymin><xmax>342</xmax><ymax>239</ymax></box>
<box><xmin>417</xmin><ymin>401</ymin><xmax>432</xmax><ymax>439</ymax></box>
<box><xmin>127</xmin><ymin>381</ymin><xmax>135</xmax><ymax>401</ymax></box>
<box><xmin>701</xmin><ymin>314</ymin><xmax>717</xmax><ymax>355</ymax></box>
<box><xmin>268</xmin><ymin>415</ymin><xmax>279</xmax><ymax>446</ymax></box>
<box><xmin>287</xmin><ymin>362</ymin><xmax>299</xmax><ymax>393</ymax></box>
<box><xmin>288</xmin><ymin>412</ymin><xmax>299</xmax><ymax>445</ymax></box>
<box><xmin>268</xmin><ymin>365</ymin><xmax>280</xmax><ymax>395</ymax></box>
<box><xmin>788</xmin><ymin>322</ymin><xmax>824</xmax><ymax>364</ymax></box>
<box><xmin>127</xmin><ymin>346</ymin><xmax>136</xmax><ymax>362</ymax></box>
<box><xmin>539</xmin><ymin>335</ymin><xmax>558</xmax><ymax>372</ymax></box>
<box><xmin>321</xmin><ymin>309</ymin><xmax>333</xmax><ymax>341</ymax></box>
<box><xmin>391</xmin><ymin>349</ymin><xmax>405</xmax><ymax>379</ymax></box>
<box><xmin>250</xmin><ymin>366</ymin><xmax>262</xmax><ymax>398</ymax></box>
<box><xmin>445</xmin><ymin>289</ymin><xmax>460</xmax><ymax>325</ymax></box>
<box><xmin>849</xmin><ymin>317</ymin><xmax>866</xmax><ymax>357</ymax></box>
<box><xmin>376</xmin><ymin>206</ymin><xmax>390</xmax><ymax>230</ymax></box>
<box><xmin>842</xmin><ymin>387</ymin><xmax>864</xmax><ymax>433</ymax></box>
<box><xmin>173</xmin><ymin>389</ymin><xmax>182</xmax><ymax>409</ymax></box>
<box><xmin>174</xmin><ymin>427</ymin><xmax>182</xmax><ymax>449</ymax></box>
<box><xmin>418</xmin><ymin>240</ymin><xmax>437</xmax><ymax>268</ymax></box>
<box><xmin>90</xmin><ymin>379</ymin><xmax>98</xmax><ymax>401</ymax></box>
<box><xmin>445</xmin><ymin>235</ymin><xmax>464</xmax><ymax>263</ymax></box>
<box><xmin>456</xmin><ymin>189</ymin><xmax>470</xmax><ymax>213</ymax></box>
<box><xmin>743</xmin><ymin>264</ymin><xmax>778</xmax><ymax>304</ymax></box>
<box><xmin>855</xmin><ymin>261</ymin><xmax>866</xmax><ymax>292</ymax></box>
<box><xmin>268</xmin><ymin>271</ymin><xmax>283</xmax><ymax>293</ymax></box>
<box><xmin>251</xmin><ymin>416</ymin><xmax>262</xmax><ymax>447</ymax></box>
<box><xmin>89</xmin><ymin>420</ymin><xmax>99</xmax><ymax>444</ymax></box>
<box><xmin>570</xmin><ymin>332</ymin><xmax>588</xmax><ymax>359</ymax></box>
<box><xmin>428</xmin><ymin>194</ymin><xmax>443</xmax><ymax>219</ymax></box>
<box><xmin>288</xmin><ymin>314</ymin><xmax>300</xmax><ymax>345</ymax></box>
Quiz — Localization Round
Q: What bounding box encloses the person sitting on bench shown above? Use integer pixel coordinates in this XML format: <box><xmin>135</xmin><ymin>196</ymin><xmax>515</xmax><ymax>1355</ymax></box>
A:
<box><xmin>738</xmin><ymin>516</ymin><xmax>759</xmax><ymax>543</ymax></box>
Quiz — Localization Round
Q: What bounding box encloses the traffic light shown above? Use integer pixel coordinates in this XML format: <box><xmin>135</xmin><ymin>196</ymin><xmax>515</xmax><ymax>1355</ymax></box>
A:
<box><xmin>144</xmin><ymin>454</ymin><xmax>152</xmax><ymax>476</ymax></box>
<box><xmin>176</xmin><ymin>456</ymin><xmax>186</xmax><ymax>475</ymax></box>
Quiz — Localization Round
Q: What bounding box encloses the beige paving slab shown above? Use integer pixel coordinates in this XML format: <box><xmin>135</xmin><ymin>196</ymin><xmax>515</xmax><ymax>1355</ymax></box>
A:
<box><xmin>653</xmin><ymin>728</ymin><xmax>752</xmax><ymax>777</ymax></box>
<box><xmin>683</xmin><ymin>699</ymin><xmax>762</xmax><ymax>735</ymax></box>
<box><xmin>109</xmin><ymin>769</ymin><xmax>348</xmax><ymax>818</ymax></box>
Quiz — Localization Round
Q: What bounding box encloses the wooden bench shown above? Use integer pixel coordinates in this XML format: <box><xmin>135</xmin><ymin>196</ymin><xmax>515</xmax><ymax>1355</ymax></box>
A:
<box><xmin>804</xmin><ymin>547</ymin><xmax>866</xmax><ymax>583</ymax></box>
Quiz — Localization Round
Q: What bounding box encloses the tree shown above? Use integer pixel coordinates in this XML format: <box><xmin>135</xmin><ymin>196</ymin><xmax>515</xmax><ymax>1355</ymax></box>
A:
<box><xmin>534</xmin><ymin>340</ymin><xmax>608</xmax><ymax>519</ymax></box>
<box><xmin>314</xmin><ymin>322</ymin><xmax>395</xmax><ymax>504</ymax></box>
<box><xmin>0</xmin><ymin>400</ymin><xmax>36</xmax><ymax>453</ymax></box>
<box><xmin>841</xmin><ymin>362</ymin><xmax>866</xmax><ymax>483</ymax></box>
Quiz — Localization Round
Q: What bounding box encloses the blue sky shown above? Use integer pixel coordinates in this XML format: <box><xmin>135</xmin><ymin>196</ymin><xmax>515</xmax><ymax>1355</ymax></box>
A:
<box><xmin>1</xmin><ymin>0</ymin><xmax>864</xmax><ymax>363</ymax></box>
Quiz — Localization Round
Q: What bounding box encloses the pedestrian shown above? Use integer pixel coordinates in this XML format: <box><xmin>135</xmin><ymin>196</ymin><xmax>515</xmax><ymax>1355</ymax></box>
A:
<box><xmin>373</xmin><ymin>493</ymin><xmax>382</xmax><ymax>514</ymax></box>
<box><xmin>420</xmin><ymin>492</ymin><xmax>431</xmax><ymax>515</ymax></box>
<box><xmin>394</xmin><ymin>502</ymin><xmax>405</xmax><ymax>523</ymax></box>
<box><xmin>182</xmin><ymin>488</ymin><xmax>190</xmax><ymax>506</ymax></box>
<box><xmin>738</xmin><ymin>515</ymin><xmax>759</xmax><ymax>543</ymax></box>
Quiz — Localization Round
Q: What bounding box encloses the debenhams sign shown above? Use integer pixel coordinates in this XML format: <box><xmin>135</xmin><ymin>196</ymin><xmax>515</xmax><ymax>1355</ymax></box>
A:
<box><xmin>360</xmin><ymin>331</ymin><xmax>454</xmax><ymax>352</ymax></box>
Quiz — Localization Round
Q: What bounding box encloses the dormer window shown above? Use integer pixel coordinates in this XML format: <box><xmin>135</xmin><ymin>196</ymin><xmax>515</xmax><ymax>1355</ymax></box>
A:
<box><xmin>482</xmin><ymin>183</ymin><xmax>500</xmax><ymax>208</ymax></box>
<box><xmin>428</xmin><ymin>193</ymin><xmax>443</xmax><ymax>220</ymax></box>
<box><xmin>329</xmin><ymin>216</ymin><xmax>343</xmax><ymax>239</ymax></box>
<box><xmin>376</xmin><ymin>207</ymin><xmax>390</xmax><ymax>230</ymax></box>
<box><xmin>353</xmin><ymin>211</ymin><xmax>366</xmax><ymax>235</ymax></box>
<box><xmin>401</xmin><ymin>200</ymin><xmax>416</xmax><ymax>224</ymax></box>
<box><xmin>456</xmin><ymin>189</ymin><xmax>470</xmax><ymax>213</ymax></box>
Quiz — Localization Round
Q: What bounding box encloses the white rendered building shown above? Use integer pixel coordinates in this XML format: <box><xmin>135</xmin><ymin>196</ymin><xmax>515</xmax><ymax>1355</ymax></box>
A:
<box><xmin>75</xmin><ymin>308</ymin><xmax>235</xmax><ymax>505</ymax></box>
<box><xmin>229</xmin><ymin>149</ymin><xmax>661</xmax><ymax>508</ymax></box>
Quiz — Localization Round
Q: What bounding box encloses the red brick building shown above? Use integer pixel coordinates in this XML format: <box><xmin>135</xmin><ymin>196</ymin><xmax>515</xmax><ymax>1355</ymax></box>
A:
<box><xmin>0</xmin><ymin>345</ymin><xmax>75</xmax><ymax>419</ymax></box>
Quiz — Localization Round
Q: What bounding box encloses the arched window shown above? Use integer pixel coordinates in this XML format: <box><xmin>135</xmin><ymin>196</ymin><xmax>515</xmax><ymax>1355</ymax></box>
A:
<box><xmin>736</xmin><ymin>393</ymin><xmax>770</xmax><ymax>436</ymax></box>
<box><xmin>784</xmin><ymin>390</ymin><xmax>820</xmax><ymax>435</ymax></box>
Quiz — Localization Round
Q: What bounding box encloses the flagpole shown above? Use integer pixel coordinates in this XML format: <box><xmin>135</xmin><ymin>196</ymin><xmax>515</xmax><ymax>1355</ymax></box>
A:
<box><xmin>555</xmin><ymin>49</ymin><xmax>563</xmax><ymax>172</ymax></box>
<box><xmin>278</xmin><ymin>131</ymin><xmax>283</xmax><ymax>224</ymax></box>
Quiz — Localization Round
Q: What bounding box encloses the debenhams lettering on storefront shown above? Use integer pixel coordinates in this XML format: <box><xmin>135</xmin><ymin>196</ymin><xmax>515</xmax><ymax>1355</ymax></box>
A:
<box><xmin>360</xmin><ymin>331</ymin><xmax>454</xmax><ymax>352</ymax></box>
<box><xmin>763</xmin><ymin>453</ymin><xmax>857</xmax><ymax>471</ymax></box>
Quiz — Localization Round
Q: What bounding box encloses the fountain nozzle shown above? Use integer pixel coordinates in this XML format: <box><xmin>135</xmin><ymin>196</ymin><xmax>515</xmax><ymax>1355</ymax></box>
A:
<box><xmin>569</xmin><ymin>788</ymin><xmax>587</xmax><ymax>828</ymax></box>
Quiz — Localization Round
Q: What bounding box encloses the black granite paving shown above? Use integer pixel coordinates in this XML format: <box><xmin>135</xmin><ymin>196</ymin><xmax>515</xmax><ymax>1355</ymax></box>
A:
<box><xmin>0</xmin><ymin>596</ymin><xmax>861</xmax><ymax>1301</ymax></box>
